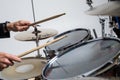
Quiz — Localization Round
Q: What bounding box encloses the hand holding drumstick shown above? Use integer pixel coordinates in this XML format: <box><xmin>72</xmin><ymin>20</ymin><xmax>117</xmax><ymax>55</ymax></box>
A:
<box><xmin>0</xmin><ymin>13</ymin><xmax>66</xmax><ymax>71</ymax></box>
<box><xmin>0</xmin><ymin>35</ymin><xmax>66</xmax><ymax>71</ymax></box>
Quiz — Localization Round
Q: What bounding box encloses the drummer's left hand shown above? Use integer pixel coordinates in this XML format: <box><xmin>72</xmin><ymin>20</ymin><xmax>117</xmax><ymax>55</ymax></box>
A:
<box><xmin>0</xmin><ymin>52</ymin><xmax>21</xmax><ymax>71</ymax></box>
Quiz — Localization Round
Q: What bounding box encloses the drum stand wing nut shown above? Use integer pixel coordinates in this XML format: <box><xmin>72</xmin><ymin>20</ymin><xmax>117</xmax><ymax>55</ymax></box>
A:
<box><xmin>116</xmin><ymin>55</ymin><xmax>120</xmax><ymax>65</ymax></box>
<box><xmin>113</xmin><ymin>55</ymin><xmax>120</xmax><ymax>65</ymax></box>
<box><xmin>107</xmin><ymin>55</ymin><xmax>120</xmax><ymax>65</ymax></box>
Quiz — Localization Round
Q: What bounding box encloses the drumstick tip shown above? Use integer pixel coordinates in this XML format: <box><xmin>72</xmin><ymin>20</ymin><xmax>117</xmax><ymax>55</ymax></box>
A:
<box><xmin>61</xmin><ymin>13</ymin><xmax>66</xmax><ymax>15</ymax></box>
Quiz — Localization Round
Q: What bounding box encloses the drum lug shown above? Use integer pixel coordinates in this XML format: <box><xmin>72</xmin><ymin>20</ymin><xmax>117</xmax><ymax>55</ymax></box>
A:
<box><xmin>116</xmin><ymin>55</ymin><xmax>120</xmax><ymax>65</ymax></box>
<box><xmin>43</xmin><ymin>49</ymin><xmax>56</xmax><ymax>60</ymax></box>
<box><xmin>113</xmin><ymin>56</ymin><xmax>120</xmax><ymax>65</ymax></box>
<box><xmin>107</xmin><ymin>55</ymin><xmax>120</xmax><ymax>65</ymax></box>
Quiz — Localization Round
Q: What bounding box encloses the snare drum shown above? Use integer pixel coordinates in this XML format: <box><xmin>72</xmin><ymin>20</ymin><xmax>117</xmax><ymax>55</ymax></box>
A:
<box><xmin>42</xmin><ymin>37</ymin><xmax>120</xmax><ymax>80</ymax></box>
<box><xmin>44</xmin><ymin>28</ymin><xmax>93</xmax><ymax>59</ymax></box>
<box><xmin>0</xmin><ymin>57</ymin><xmax>47</xmax><ymax>80</ymax></box>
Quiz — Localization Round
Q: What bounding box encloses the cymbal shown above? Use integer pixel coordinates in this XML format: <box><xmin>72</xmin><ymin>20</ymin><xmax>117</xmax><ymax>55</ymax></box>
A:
<box><xmin>85</xmin><ymin>1</ymin><xmax>120</xmax><ymax>16</ymax></box>
<box><xmin>14</xmin><ymin>28</ymin><xmax>58</xmax><ymax>41</ymax></box>
<box><xmin>0</xmin><ymin>57</ymin><xmax>47</xmax><ymax>80</ymax></box>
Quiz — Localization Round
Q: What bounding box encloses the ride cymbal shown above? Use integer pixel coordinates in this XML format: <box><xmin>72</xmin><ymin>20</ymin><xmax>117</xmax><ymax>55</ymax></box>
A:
<box><xmin>85</xmin><ymin>1</ymin><xmax>120</xmax><ymax>16</ymax></box>
<box><xmin>14</xmin><ymin>28</ymin><xmax>58</xmax><ymax>41</ymax></box>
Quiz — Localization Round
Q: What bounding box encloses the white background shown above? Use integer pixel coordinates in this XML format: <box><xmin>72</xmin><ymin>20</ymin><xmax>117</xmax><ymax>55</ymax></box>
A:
<box><xmin>0</xmin><ymin>0</ymin><xmax>113</xmax><ymax>57</ymax></box>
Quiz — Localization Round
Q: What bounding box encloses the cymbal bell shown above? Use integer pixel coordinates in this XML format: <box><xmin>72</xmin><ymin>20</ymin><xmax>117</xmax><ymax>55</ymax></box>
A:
<box><xmin>85</xmin><ymin>1</ymin><xmax>120</xmax><ymax>16</ymax></box>
<box><xmin>14</xmin><ymin>28</ymin><xmax>58</xmax><ymax>41</ymax></box>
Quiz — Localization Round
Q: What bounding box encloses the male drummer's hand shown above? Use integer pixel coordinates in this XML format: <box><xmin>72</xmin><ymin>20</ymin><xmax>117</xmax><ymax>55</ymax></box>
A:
<box><xmin>0</xmin><ymin>52</ymin><xmax>21</xmax><ymax>71</ymax></box>
<box><xmin>6</xmin><ymin>20</ymin><xmax>31</xmax><ymax>32</ymax></box>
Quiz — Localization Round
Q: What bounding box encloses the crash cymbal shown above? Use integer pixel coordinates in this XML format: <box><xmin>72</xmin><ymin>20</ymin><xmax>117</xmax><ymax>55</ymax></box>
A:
<box><xmin>85</xmin><ymin>1</ymin><xmax>120</xmax><ymax>16</ymax></box>
<box><xmin>14</xmin><ymin>28</ymin><xmax>58</xmax><ymax>41</ymax></box>
<box><xmin>0</xmin><ymin>57</ymin><xmax>47</xmax><ymax>80</ymax></box>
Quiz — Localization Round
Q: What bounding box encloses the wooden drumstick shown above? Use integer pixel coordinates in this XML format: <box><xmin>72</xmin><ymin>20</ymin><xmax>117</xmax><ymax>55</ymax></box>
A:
<box><xmin>17</xmin><ymin>35</ymin><xmax>66</xmax><ymax>58</ymax></box>
<box><xmin>29</xmin><ymin>13</ymin><xmax>66</xmax><ymax>26</ymax></box>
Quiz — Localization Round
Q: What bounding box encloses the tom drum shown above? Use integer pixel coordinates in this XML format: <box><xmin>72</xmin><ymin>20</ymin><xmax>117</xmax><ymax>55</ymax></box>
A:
<box><xmin>44</xmin><ymin>28</ymin><xmax>93</xmax><ymax>59</ymax></box>
<box><xmin>42</xmin><ymin>37</ymin><xmax>120</xmax><ymax>80</ymax></box>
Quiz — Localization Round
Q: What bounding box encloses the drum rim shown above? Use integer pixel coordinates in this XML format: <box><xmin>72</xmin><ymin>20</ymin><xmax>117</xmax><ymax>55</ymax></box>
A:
<box><xmin>54</xmin><ymin>28</ymin><xmax>91</xmax><ymax>39</ymax></box>
<box><xmin>42</xmin><ymin>37</ymin><xmax>120</xmax><ymax>80</ymax></box>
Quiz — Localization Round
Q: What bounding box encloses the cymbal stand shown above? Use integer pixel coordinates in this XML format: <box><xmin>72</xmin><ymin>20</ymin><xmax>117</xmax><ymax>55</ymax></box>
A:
<box><xmin>86</xmin><ymin>0</ymin><xmax>93</xmax><ymax>9</ymax></box>
<box><xmin>31</xmin><ymin>0</ymin><xmax>42</xmax><ymax>58</ymax></box>
<box><xmin>30</xmin><ymin>0</ymin><xmax>42</xmax><ymax>79</ymax></box>
<box><xmin>99</xmin><ymin>17</ymin><xmax>106</xmax><ymax>38</ymax></box>
<box><xmin>34</xmin><ymin>26</ymin><xmax>42</xmax><ymax>58</ymax></box>
<box><xmin>108</xmin><ymin>16</ymin><xmax>115</xmax><ymax>37</ymax></box>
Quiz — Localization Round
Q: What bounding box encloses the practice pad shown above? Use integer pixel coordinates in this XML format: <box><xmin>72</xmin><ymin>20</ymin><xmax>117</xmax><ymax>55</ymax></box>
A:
<box><xmin>0</xmin><ymin>57</ymin><xmax>47</xmax><ymax>80</ymax></box>
<box><xmin>14</xmin><ymin>28</ymin><xmax>58</xmax><ymax>41</ymax></box>
<box><xmin>85</xmin><ymin>1</ymin><xmax>120</xmax><ymax>16</ymax></box>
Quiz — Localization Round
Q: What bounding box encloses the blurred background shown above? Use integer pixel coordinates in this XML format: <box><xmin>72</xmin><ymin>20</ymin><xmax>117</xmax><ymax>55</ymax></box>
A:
<box><xmin>0</xmin><ymin>0</ymin><xmax>112</xmax><ymax>57</ymax></box>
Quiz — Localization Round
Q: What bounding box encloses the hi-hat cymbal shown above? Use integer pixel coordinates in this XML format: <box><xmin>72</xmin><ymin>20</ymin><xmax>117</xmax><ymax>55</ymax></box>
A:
<box><xmin>85</xmin><ymin>1</ymin><xmax>120</xmax><ymax>16</ymax></box>
<box><xmin>14</xmin><ymin>28</ymin><xmax>58</xmax><ymax>41</ymax></box>
<box><xmin>0</xmin><ymin>57</ymin><xmax>47</xmax><ymax>80</ymax></box>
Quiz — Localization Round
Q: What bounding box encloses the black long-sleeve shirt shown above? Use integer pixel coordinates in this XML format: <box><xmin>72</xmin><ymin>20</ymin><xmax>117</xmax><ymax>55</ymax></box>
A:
<box><xmin>0</xmin><ymin>23</ymin><xmax>10</xmax><ymax>38</ymax></box>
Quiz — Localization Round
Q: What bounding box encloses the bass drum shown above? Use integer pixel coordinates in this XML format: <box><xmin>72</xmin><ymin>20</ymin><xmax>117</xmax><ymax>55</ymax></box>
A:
<box><xmin>44</xmin><ymin>28</ymin><xmax>93</xmax><ymax>59</ymax></box>
<box><xmin>42</xmin><ymin>37</ymin><xmax>120</xmax><ymax>80</ymax></box>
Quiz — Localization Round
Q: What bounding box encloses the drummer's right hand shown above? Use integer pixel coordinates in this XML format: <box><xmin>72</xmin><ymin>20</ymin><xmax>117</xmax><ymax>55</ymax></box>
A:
<box><xmin>0</xmin><ymin>52</ymin><xmax>21</xmax><ymax>71</ymax></box>
<box><xmin>7</xmin><ymin>20</ymin><xmax>31</xmax><ymax>32</ymax></box>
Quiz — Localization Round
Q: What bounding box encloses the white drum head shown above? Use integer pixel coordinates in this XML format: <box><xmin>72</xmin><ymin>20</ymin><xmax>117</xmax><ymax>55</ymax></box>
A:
<box><xmin>0</xmin><ymin>57</ymin><xmax>47</xmax><ymax>80</ymax></box>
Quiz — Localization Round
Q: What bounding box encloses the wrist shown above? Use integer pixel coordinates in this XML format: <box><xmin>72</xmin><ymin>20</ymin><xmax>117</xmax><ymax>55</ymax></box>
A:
<box><xmin>3</xmin><ymin>21</ymin><xmax>10</xmax><ymax>33</ymax></box>
<box><xmin>6</xmin><ymin>21</ymin><xmax>12</xmax><ymax>31</ymax></box>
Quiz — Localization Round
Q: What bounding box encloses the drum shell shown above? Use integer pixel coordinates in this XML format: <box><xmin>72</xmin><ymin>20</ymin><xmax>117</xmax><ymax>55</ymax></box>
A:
<box><xmin>42</xmin><ymin>37</ymin><xmax>120</xmax><ymax>80</ymax></box>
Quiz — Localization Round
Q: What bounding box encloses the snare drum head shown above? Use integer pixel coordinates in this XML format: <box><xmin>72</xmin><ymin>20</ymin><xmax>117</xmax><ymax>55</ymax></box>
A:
<box><xmin>0</xmin><ymin>57</ymin><xmax>47</xmax><ymax>80</ymax></box>
<box><xmin>42</xmin><ymin>37</ymin><xmax>120</xmax><ymax>80</ymax></box>
<box><xmin>45</xmin><ymin>28</ymin><xmax>92</xmax><ymax>54</ymax></box>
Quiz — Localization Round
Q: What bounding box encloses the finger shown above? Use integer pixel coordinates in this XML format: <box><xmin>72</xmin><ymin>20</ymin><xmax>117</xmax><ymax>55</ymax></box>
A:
<box><xmin>0</xmin><ymin>63</ymin><xmax>8</xmax><ymax>71</ymax></box>
<box><xmin>16</xmin><ymin>26</ymin><xmax>29</xmax><ymax>31</ymax></box>
<box><xmin>21</xmin><ymin>26</ymin><xmax>29</xmax><ymax>31</ymax></box>
<box><xmin>19</xmin><ymin>20</ymin><xmax>31</xmax><ymax>25</ymax></box>
<box><xmin>0</xmin><ymin>58</ymin><xmax>14</xmax><ymax>66</ymax></box>
<box><xmin>9</xmin><ymin>59</ymin><xmax>14</xmax><ymax>66</ymax></box>
<box><xmin>0</xmin><ymin>65</ymin><xmax>4</xmax><ymax>71</ymax></box>
<box><xmin>23</xmin><ymin>26</ymin><xmax>29</xmax><ymax>30</ymax></box>
<box><xmin>4</xmin><ymin>53</ymin><xmax>21</xmax><ymax>62</ymax></box>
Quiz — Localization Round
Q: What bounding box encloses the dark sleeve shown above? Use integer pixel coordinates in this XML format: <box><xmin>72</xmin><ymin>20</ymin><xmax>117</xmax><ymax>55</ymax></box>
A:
<box><xmin>0</xmin><ymin>23</ymin><xmax>10</xmax><ymax>38</ymax></box>
<box><xmin>112</xmin><ymin>17</ymin><xmax>117</xmax><ymax>23</ymax></box>
<box><xmin>113</xmin><ymin>28</ymin><xmax>120</xmax><ymax>38</ymax></box>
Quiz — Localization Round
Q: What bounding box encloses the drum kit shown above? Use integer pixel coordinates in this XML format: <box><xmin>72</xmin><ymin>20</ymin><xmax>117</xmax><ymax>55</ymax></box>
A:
<box><xmin>1</xmin><ymin>1</ymin><xmax>120</xmax><ymax>80</ymax></box>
